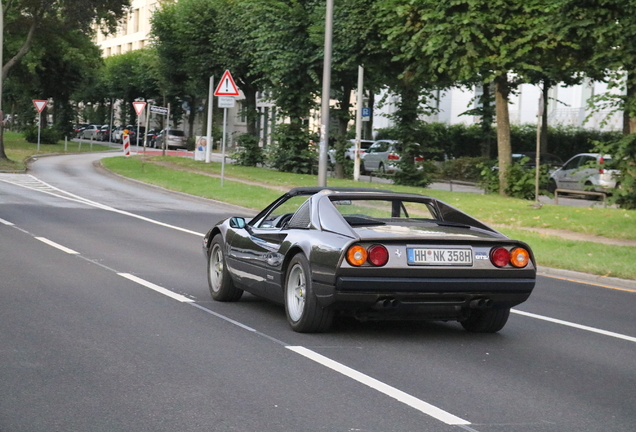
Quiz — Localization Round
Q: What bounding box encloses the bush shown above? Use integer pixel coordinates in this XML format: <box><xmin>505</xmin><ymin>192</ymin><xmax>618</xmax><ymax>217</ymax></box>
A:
<box><xmin>479</xmin><ymin>157</ymin><xmax>551</xmax><ymax>200</ymax></box>
<box><xmin>232</xmin><ymin>133</ymin><xmax>265</xmax><ymax>167</ymax></box>
<box><xmin>268</xmin><ymin>123</ymin><xmax>317</xmax><ymax>174</ymax></box>
<box><xmin>394</xmin><ymin>160</ymin><xmax>439</xmax><ymax>188</ymax></box>
<box><xmin>440</xmin><ymin>157</ymin><xmax>491</xmax><ymax>182</ymax></box>
<box><xmin>23</xmin><ymin>125</ymin><xmax>63</xmax><ymax>144</ymax></box>
<box><xmin>592</xmin><ymin>134</ymin><xmax>636</xmax><ymax>209</ymax></box>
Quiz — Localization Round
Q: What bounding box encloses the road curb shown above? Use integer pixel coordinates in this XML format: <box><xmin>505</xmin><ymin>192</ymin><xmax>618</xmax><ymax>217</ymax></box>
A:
<box><xmin>537</xmin><ymin>266</ymin><xmax>636</xmax><ymax>291</ymax></box>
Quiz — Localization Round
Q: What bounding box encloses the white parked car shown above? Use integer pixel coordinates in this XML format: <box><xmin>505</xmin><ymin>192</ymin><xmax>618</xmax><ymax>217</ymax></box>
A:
<box><xmin>548</xmin><ymin>153</ymin><xmax>619</xmax><ymax>194</ymax></box>
<box><xmin>362</xmin><ymin>140</ymin><xmax>424</xmax><ymax>174</ymax></box>
<box><xmin>328</xmin><ymin>139</ymin><xmax>375</xmax><ymax>165</ymax></box>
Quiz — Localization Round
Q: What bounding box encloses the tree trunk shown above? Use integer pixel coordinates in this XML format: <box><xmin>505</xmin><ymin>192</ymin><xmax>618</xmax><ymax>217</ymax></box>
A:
<box><xmin>626</xmin><ymin>78</ymin><xmax>636</xmax><ymax>134</ymax></box>
<box><xmin>363</xmin><ymin>92</ymin><xmax>375</xmax><ymax>140</ymax></box>
<box><xmin>495</xmin><ymin>73</ymin><xmax>512</xmax><ymax>196</ymax></box>
<box><xmin>480</xmin><ymin>83</ymin><xmax>493</xmax><ymax>158</ymax></box>
<box><xmin>243</xmin><ymin>85</ymin><xmax>258</xmax><ymax>137</ymax></box>
<box><xmin>334</xmin><ymin>84</ymin><xmax>353</xmax><ymax>179</ymax></box>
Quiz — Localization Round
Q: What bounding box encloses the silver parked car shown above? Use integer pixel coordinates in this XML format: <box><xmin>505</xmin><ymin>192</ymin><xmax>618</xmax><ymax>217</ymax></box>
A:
<box><xmin>362</xmin><ymin>140</ymin><xmax>424</xmax><ymax>174</ymax></box>
<box><xmin>80</xmin><ymin>124</ymin><xmax>101</xmax><ymax>140</ymax></box>
<box><xmin>548</xmin><ymin>153</ymin><xmax>619</xmax><ymax>194</ymax></box>
<box><xmin>328</xmin><ymin>139</ymin><xmax>375</xmax><ymax>165</ymax></box>
<box><xmin>154</xmin><ymin>129</ymin><xmax>186</xmax><ymax>149</ymax></box>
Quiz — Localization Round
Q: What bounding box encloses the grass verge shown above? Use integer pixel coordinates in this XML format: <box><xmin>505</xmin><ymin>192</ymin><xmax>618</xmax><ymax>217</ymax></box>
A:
<box><xmin>102</xmin><ymin>156</ymin><xmax>636</xmax><ymax>280</ymax></box>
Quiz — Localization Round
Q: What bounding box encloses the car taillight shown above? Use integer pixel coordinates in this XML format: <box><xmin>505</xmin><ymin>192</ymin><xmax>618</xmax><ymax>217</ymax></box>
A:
<box><xmin>367</xmin><ymin>245</ymin><xmax>389</xmax><ymax>266</ymax></box>
<box><xmin>509</xmin><ymin>248</ymin><xmax>530</xmax><ymax>268</ymax></box>
<box><xmin>490</xmin><ymin>247</ymin><xmax>510</xmax><ymax>268</ymax></box>
<box><xmin>388</xmin><ymin>153</ymin><xmax>400</xmax><ymax>160</ymax></box>
<box><xmin>414</xmin><ymin>156</ymin><xmax>424</xmax><ymax>162</ymax></box>
<box><xmin>347</xmin><ymin>245</ymin><xmax>368</xmax><ymax>266</ymax></box>
<box><xmin>599</xmin><ymin>157</ymin><xmax>605</xmax><ymax>174</ymax></box>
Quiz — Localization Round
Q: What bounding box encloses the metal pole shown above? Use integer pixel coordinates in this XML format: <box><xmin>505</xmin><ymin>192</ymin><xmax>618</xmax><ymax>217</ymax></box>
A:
<box><xmin>317</xmin><ymin>0</ymin><xmax>334</xmax><ymax>187</ymax></box>
<box><xmin>37</xmin><ymin>112</ymin><xmax>41</xmax><ymax>151</ymax></box>
<box><xmin>354</xmin><ymin>65</ymin><xmax>364</xmax><ymax>181</ymax></box>
<box><xmin>163</xmin><ymin>103</ymin><xmax>170</xmax><ymax>156</ymax></box>
<box><xmin>221</xmin><ymin>107</ymin><xmax>227</xmax><ymax>187</ymax></box>
<box><xmin>136</xmin><ymin>111</ymin><xmax>141</xmax><ymax>148</ymax></box>
<box><xmin>535</xmin><ymin>90</ymin><xmax>544</xmax><ymax>205</ymax></box>
<box><xmin>206</xmin><ymin>76</ymin><xmax>214</xmax><ymax>163</ymax></box>
<box><xmin>0</xmin><ymin>0</ymin><xmax>3</xmax><ymax>151</ymax></box>
<box><xmin>143</xmin><ymin>105</ymin><xmax>150</xmax><ymax>153</ymax></box>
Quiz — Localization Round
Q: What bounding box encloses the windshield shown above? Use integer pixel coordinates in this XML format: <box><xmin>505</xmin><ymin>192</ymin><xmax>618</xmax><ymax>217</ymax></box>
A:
<box><xmin>330</xmin><ymin>198</ymin><xmax>436</xmax><ymax>225</ymax></box>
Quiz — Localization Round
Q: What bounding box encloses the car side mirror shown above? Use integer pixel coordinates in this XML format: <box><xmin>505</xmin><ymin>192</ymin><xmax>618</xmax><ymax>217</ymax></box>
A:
<box><xmin>230</xmin><ymin>217</ymin><xmax>246</xmax><ymax>229</ymax></box>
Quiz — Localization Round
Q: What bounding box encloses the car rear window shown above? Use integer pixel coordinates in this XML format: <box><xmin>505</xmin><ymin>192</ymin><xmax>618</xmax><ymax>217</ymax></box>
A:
<box><xmin>330</xmin><ymin>198</ymin><xmax>436</xmax><ymax>221</ymax></box>
<box><xmin>168</xmin><ymin>130</ymin><xmax>185</xmax><ymax>136</ymax></box>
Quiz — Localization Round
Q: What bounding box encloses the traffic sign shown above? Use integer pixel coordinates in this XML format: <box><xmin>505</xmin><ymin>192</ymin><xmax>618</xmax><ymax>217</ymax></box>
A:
<box><xmin>132</xmin><ymin>101</ymin><xmax>147</xmax><ymax>116</ymax></box>
<box><xmin>150</xmin><ymin>105</ymin><xmax>169</xmax><ymax>115</ymax></box>
<box><xmin>361</xmin><ymin>107</ymin><xmax>371</xmax><ymax>121</ymax></box>
<box><xmin>214</xmin><ymin>70</ymin><xmax>239</xmax><ymax>96</ymax></box>
<box><xmin>33</xmin><ymin>100</ymin><xmax>47</xmax><ymax>113</ymax></box>
<box><xmin>218</xmin><ymin>96</ymin><xmax>236</xmax><ymax>108</ymax></box>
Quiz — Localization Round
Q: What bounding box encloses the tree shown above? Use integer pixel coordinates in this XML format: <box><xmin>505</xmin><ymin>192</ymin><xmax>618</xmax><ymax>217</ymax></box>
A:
<box><xmin>0</xmin><ymin>0</ymin><xmax>131</xmax><ymax>158</ymax></box>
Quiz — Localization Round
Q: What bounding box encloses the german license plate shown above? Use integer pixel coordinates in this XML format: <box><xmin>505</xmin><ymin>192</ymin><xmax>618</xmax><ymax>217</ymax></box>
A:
<box><xmin>407</xmin><ymin>247</ymin><xmax>473</xmax><ymax>266</ymax></box>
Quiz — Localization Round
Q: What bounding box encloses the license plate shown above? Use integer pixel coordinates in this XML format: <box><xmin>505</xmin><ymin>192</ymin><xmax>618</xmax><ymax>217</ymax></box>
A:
<box><xmin>407</xmin><ymin>247</ymin><xmax>473</xmax><ymax>266</ymax></box>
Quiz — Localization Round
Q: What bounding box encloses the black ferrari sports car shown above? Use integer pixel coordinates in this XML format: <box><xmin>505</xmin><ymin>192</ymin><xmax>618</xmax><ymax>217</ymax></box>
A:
<box><xmin>203</xmin><ymin>187</ymin><xmax>536</xmax><ymax>333</ymax></box>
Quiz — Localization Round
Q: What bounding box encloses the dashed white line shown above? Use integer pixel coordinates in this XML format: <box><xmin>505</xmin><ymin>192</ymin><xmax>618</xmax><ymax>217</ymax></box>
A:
<box><xmin>35</xmin><ymin>237</ymin><xmax>79</xmax><ymax>254</ymax></box>
<box><xmin>287</xmin><ymin>346</ymin><xmax>471</xmax><ymax>426</ymax></box>
<box><xmin>512</xmin><ymin>309</ymin><xmax>636</xmax><ymax>343</ymax></box>
<box><xmin>118</xmin><ymin>273</ymin><xmax>194</xmax><ymax>303</ymax></box>
<box><xmin>0</xmin><ymin>217</ymin><xmax>14</xmax><ymax>226</ymax></box>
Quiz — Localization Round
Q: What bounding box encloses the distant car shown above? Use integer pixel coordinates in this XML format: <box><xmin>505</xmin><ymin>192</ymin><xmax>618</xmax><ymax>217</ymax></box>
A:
<box><xmin>112</xmin><ymin>125</ymin><xmax>137</xmax><ymax>144</ymax></box>
<box><xmin>155</xmin><ymin>129</ymin><xmax>186</xmax><ymax>149</ymax></box>
<box><xmin>203</xmin><ymin>187</ymin><xmax>536</xmax><ymax>333</ymax></box>
<box><xmin>328</xmin><ymin>139</ymin><xmax>375</xmax><ymax>165</ymax></box>
<box><xmin>512</xmin><ymin>152</ymin><xmax>563</xmax><ymax>170</ymax></box>
<box><xmin>146</xmin><ymin>129</ymin><xmax>159</xmax><ymax>147</ymax></box>
<box><xmin>362</xmin><ymin>140</ymin><xmax>424</xmax><ymax>174</ymax></box>
<box><xmin>548</xmin><ymin>153</ymin><xmax>619</xmax><ymax>194</ymax></box>
<box><xmin>80</xmin><ymin>124</ymin><xmax>101</xmax><ymax>140</ymax></box>
<box><xmin>96</xmin><ymin>125</ymin><xmax>111</xmax><ymax>141</ymax></box>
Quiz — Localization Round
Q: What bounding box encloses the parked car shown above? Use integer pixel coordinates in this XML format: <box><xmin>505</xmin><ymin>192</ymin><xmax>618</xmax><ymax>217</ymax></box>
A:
<box><xmin>548</xmin><ymin>153</ymin><xmax>619</xmax><ymax>194</ymax></box>
<box><xmin>512</xmin><ymin>152</ymin><xmax>563</xmax><ymax>171</ymax></box>
<box><xmin>146</xmin><ymin>129</ymin><xmax>159</xmax><ymax>147</ymax></box>
<box><xmin>328</xmin><ymin>139</ymin><xmax>375</xmax><ymax>165</ymax></box>
<box><xmin>154</xmin><ymin>129</ymin><xmax>186</xmax><ymax>149</ymax></box>
<box><xmin>203</xmin><ymin>187</ymin><xmax>536</xmax><ymax>333</ymax></box>
<box><xmin>80</xmin><ymin>124</ymin><xmax>101</xmax><ymax>140</ymax></box>
<box><xmin>96</xmin><ymin>125</ymin><xmax>111</xmax><ymax>141</ymax></box>
<box><xmin>362</xmin><ymin>140</ymin><xmax>424</xmax><ymax>174</ymax></box>
<box><xmin>112</xmin><ymin>125</ymin><xmax>137</xmax><ymax>144</ymax></box>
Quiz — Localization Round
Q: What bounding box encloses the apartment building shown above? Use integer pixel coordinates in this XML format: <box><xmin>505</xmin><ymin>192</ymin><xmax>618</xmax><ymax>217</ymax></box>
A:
<box><xmin>95</xmin><ymin>0</ymin><xmax>158</xmax><ymax>57</ymax></box>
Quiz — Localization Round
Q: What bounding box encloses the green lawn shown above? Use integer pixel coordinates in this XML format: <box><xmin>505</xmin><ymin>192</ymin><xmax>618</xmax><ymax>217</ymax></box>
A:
<box><xmin>102</xmin><ymin>155</ymin><xmax>636</xmax><ymax>280</ymax></box>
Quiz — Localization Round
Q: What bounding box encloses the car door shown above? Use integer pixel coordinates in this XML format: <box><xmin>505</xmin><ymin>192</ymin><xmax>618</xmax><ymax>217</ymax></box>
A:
<box><xmin>571</xmin><ymin>155</ymin><xmax>598</xmax><ymax>189</ymax></box>
<box><xmin>554</xmin><ymin>155</ymin><xmax>583</xmax><ymax>190</ymax></box>
<box><xmin>364</xmin><ymin>141</ymin><xmax>390</xmax><ymax>171</ymax></box>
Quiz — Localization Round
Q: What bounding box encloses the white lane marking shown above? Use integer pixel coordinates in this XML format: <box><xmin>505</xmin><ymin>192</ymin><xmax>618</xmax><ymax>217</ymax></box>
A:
<box><xmin>118</xmin><ymin>273</ymin><xmax>194</xmax><ymax>303</ymax></box>
<box><xmin>512</xmin><ymin>309</ymin><xmax>636</xmax><ymax>343</ymax></box>
<box><xmin>0</xmin><ymin>174</ymin><xmax>203</xmax><ymax>237</ymax></box>
<box><xmin>35</xmin><ymin>237</ymin><xmax>79</xmax><ymax>254</ymax></box>
<box><xmin>286</xmin><ymin>345</ymin><xmax>470</xmax><ymax>426</ymax></box>
<box><xmin>0</xmin><ymin>217</ymin><xmax>14</xmax><ymax>226</ymax></box>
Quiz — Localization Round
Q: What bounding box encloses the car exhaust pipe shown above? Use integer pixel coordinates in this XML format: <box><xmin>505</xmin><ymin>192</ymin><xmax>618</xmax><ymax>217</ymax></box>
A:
<box><xmin>469</xmin><ymin>298</ymin><xmax>493</xmax><ymax>309</ymax></box>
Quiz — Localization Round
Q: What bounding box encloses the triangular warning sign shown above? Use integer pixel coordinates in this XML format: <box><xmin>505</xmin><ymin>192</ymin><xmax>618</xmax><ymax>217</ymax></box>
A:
<box><xmin>214</xmin><ymin>70</ymin><xmax>240</xmax><ymax>96</ymax></box>
<box><xmin>132</xmin><ymin>101</ymin><xmax>147</xmax><ymax>116</ymax></box>
<box><xmin>33</xmin><ymin>100</ymin><xmax>47</xmax><ymax>113</ymax></box>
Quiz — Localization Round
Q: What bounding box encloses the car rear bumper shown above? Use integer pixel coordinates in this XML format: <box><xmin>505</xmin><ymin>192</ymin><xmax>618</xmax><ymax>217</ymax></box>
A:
<box><xmin>313</xmin><ymin>277</ymin><xmax>535</xmax><ymax>318</ymax></box>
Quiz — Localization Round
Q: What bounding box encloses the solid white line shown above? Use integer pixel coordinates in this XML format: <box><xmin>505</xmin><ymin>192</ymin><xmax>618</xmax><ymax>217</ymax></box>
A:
<box><xmin>286</xmin><ymin>346</ymin><xmax>470</xmax><ymax>426</ymax></box>
<box><xmin>35</xmin><ymin>237</ymin><xmax>79</xmax><ymax>254</ymax></box>
<box><xmin>512</xmin><ymin>309</ymin><xmax>636</xmax><ymax>343</ymax></box>
<box><xmin>0</xmin><ymin>217</ymin><xmax>14</xmax><ymax>226</ymax></box>
<box><xmin>118</xmin><ymin>273</ymin><xmax>194</xmax><ymax>303</ymax></box>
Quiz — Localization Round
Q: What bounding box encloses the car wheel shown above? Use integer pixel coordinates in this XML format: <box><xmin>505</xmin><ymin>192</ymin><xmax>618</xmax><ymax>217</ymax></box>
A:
<box><xmin>547</xmin><ymin>178</ymin><xmax>557</xmax><ymax>194</ymax></box>
<box><xmin>461</xmin><ymin>307</ymin><xmax>510</xmax><ymax>333</ymax></box>
<box><xmin>285</xmin><ymin>254</ymin><xmax>334</xmax><ymax>333</ymax></box>
<box><xmin>207</xmin><ymin>234</ymin><xmax>243</xmax><ymax>302</ymax></box>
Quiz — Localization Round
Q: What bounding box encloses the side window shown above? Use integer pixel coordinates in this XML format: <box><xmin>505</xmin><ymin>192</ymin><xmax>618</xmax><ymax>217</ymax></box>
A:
<box><xmin>367</xmin><ymin>144</ymin><xmax>379</xmax><ymax>154</ymax></box>
<box><xmin>254</xmin><ymin>196</ymin><xmax>310</xmax><ymax>229</ymax></box>
<box><xmin>377</xmin><ymin>141</ymin><xmax>390</xmax><ymax>152</ymax></box>
<box><xmin>563</xmin><ymin>156</ymin><xmax>580</xmax><ymax>170</ymax></box>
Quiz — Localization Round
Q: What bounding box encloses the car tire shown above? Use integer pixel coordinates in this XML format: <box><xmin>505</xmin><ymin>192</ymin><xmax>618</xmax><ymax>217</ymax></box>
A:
<box><xmin>461</xmin><ymin>307</ymin><xmax>510</xmax><ymax>333</ymax></box>
<box><xmin>547</xmin><ymin>178</ymin><xmax>557</xmax><ymax>194</ymax></box>
<box><xmin>285</xmin><ymin>253</ymin><xmax>334</xmax><ymax>333</ymax></box>
<box><xmin>207</xmin><ymin>234</ymin><xmax>243</xmax><ymax>302</ymax></box>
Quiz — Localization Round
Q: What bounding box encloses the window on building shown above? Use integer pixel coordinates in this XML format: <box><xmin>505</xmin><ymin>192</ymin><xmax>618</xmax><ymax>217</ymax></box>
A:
<box><xmin>127</xmin><ymin>43</ymin><xmax>133</xmax><ymax>52</ymax></box>
<box><xmin>106</xmin><ymin>47</ymin><xmax>111</xmax><ymax>57</ymax></box>
<box><xmin>133</xmin><ymin>9</ymin><xmax>140</xmax><ymax>33</ymax></box>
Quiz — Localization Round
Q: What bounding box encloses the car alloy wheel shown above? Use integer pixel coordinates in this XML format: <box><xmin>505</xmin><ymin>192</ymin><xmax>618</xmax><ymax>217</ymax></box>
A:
<box><xmin>207</xmin><ymin>234</ymin><xmax>243</xmax><ymax>302</ymax></box>
<box><xmin>286</xmin><ymin>263</ymin><xmax>305</xmax><ymax>322</ymax></box>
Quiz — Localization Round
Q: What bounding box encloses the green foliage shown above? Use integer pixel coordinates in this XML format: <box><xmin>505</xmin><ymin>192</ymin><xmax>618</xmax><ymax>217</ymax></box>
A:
<box><xmin>232</xmin><ymin>134</ymin><xmax>265</xmax><ymax>167</ymax></box>
<box><xmin>440</xmin><ymin>157</ymin><xmax>491</xmax><ymax>182</ymax></box>
<box><xmin>268</xmin><ymin>123</ymin><xmax>317</xmax><ymax>174</ymax></box>
<box><xmin>394</xmin><ymin>160</ymin><xmax>438</xmax><ymax>188</ymax></box>
<box><xmin>22</xmin><ymin>126</ymin><xmax>63</xmax><ymax>145</ymax></box>
<box><xmin>592</xmin><ymin>135</ymin><xmax>636</xmax><ymax>209</ymax></box>
<box><xmin>479</xmin><ymin>157</ymin><xmax>551</xmax><ymax>200</ymax></box>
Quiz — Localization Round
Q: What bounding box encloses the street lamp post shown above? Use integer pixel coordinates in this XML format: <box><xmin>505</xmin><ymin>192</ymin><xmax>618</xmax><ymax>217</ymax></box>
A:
<box><xmin>317</xmin><ymin>0</ymin><xmax>334</xmax><ymax>187</ymax></box>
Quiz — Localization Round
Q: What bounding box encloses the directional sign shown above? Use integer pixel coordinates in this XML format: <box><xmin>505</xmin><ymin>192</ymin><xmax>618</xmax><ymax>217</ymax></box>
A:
<box><xmin>150</xmin><ymin>105</ymin><xmax>169</xmax><ymax>115</ymax></box>
<box><xmin>214</xmin><ymin>70</ymin><xmax>240</xmax><ymax>96</ymax></box>
<box><xmin>33</xmin><ymin>100</ymin><xmax>48</xmax><ymax>113</ymax></box>
<box><xmin>132</xmin><ymin>101</ymin><xmax>147</xmax><ymax>116</ymax></box>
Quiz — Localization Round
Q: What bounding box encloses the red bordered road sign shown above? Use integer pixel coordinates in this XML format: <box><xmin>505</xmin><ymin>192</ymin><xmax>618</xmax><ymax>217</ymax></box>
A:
<box><xmin>33</xmin><ymin>100</ymin><xmax>47</xmax><ymax>113</ymax></box>
<box><xmin>214</xmin><ymin>70</ymin><xmax>240</xmax><ymax>96</ymax></box>
<box><xmin>132</xmin><ymin>101</ymin><xmax>147</xmax><ymax>116</ymax></box>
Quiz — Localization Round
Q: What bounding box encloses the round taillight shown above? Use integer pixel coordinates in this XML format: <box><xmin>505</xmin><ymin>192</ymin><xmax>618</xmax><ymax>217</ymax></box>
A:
<box><xmin>510</xmin><ymin>248</ymin><xmax>530</xmax><ymax>268</ymax></box>
<box><xmin>367</xmin><ymin>245</ymin><xmax>389</xmax><ymax>266</ymax></box>
<box><xmin>347</xmin><ymin>245</ymin><xmax>368</xmax><ymax>266</ymax></box>
<box><xmin>490</xmin><ymin>247</ymin><xmax>510</xmax><ymax>268</ymax></box>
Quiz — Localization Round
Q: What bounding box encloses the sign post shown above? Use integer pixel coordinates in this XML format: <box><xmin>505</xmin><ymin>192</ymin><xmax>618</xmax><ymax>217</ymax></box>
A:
<box><xmin>214</xmin><ymin>70</ymin><xmax>240</xmax><ymax>187</ymax></box>
<box><xmin>32</xmin><ymin>100</ymin><xmax>47</xmax><ymax>151</ymax></box>
<box><xmin>149</xmin><ymin>105</ymin><xmax>169</xmax><ymax>155</ymax></box>
<box><xmin>132</xmin><ymin>101</ymin><xmax>147</xmax><ymax>148</ymax></box>
<box><xmin>206</xmin><ymin>76</ymin><xmax>214</xmax><ymax>163</ymax></box>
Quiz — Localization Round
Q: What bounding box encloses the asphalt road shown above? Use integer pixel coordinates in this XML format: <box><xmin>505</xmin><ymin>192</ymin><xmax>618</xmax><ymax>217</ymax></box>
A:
<box><xmin>1</xmin><ymin>153</ymin><xmax>635</xmax><ymax>432</ymax></box>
